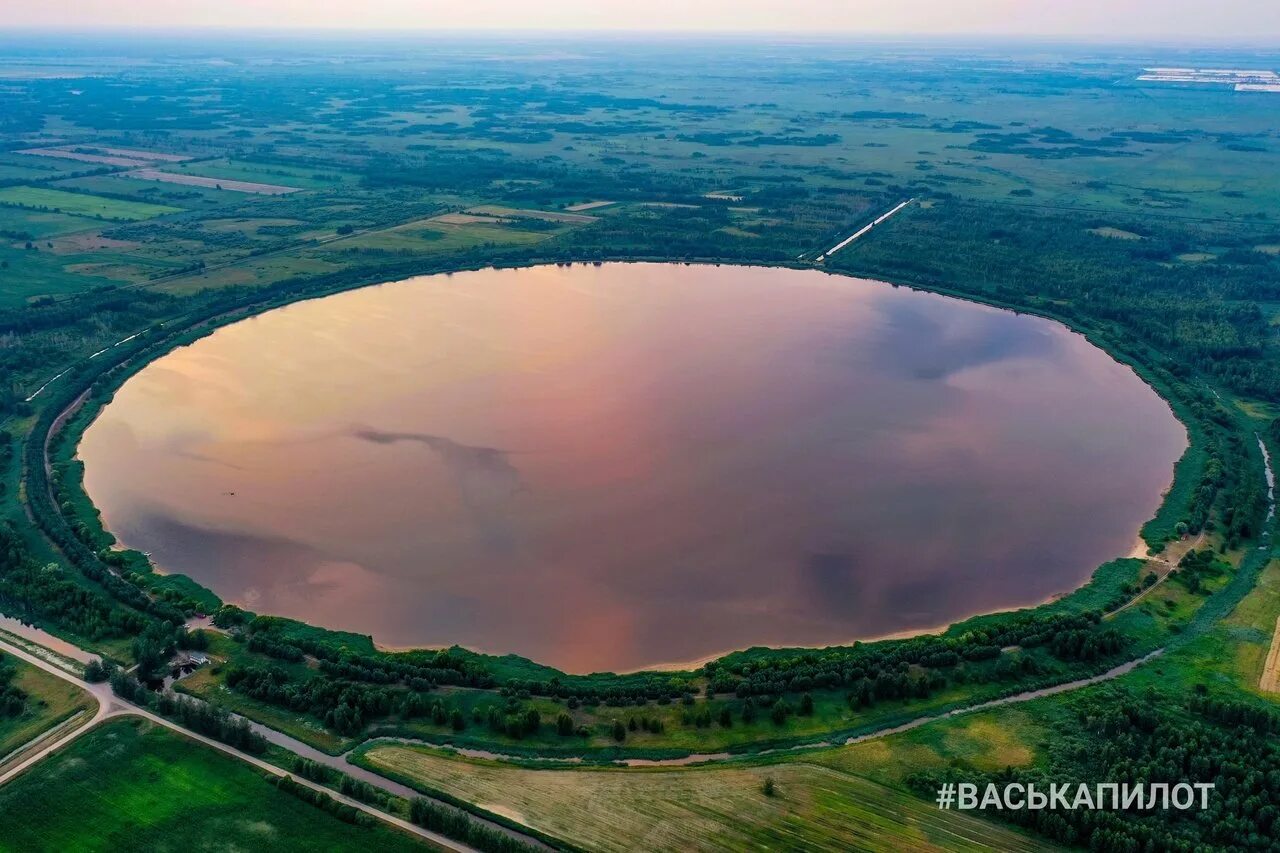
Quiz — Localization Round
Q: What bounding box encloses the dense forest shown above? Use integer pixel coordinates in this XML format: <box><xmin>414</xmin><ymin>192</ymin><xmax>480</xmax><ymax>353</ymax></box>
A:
<box><xmin>913</xmin><ymin>688</ymin><xmax>1280</xmax><ymax>851</ymax></box>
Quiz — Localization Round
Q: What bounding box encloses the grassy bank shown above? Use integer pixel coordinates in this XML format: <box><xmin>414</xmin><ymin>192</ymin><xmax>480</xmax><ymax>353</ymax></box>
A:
<box><xmin>0</xmin><ymin>654</ymin><xmax>95</xmax><ymax>763</ymax></box>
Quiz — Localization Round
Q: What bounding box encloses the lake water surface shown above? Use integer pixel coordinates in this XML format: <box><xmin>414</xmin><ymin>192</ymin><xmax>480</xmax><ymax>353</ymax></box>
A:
<box><xmin>80</xmin><ymin>263</ymin><xmax>1186</xmax><ymax>672</ymax></box>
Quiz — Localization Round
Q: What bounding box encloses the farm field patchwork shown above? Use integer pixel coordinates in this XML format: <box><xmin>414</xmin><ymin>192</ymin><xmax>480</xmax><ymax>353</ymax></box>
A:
<box><xmin>16</xmin><ymin>145</ymin><xmax>191</xmax><ymax>165</ymax></box>
<box><xmin>0</xmin><ymin>163</ymin><xmax>67</xmax><ymax>182</ymax></box>
<box><xmin>0</xmin><ymin>152</ymin><xmax>99</xmax><ymax>178</ymax></box>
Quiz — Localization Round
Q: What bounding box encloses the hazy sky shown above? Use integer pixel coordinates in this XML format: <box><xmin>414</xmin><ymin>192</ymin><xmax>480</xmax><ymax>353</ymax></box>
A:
<box><xmin>7</xmin><ymin>0</ymin><xmax>1280</xmax><ymax>39</ymax></box>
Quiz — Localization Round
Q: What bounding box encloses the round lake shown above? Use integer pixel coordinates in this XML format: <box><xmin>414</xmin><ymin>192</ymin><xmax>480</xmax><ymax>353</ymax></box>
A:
<box><xmin>80</xmin><ymin>263</ymin><xmax>1186</xmax><ymax>672</ymax></box>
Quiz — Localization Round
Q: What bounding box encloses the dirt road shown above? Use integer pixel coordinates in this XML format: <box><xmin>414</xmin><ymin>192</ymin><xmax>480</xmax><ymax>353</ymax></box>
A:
<box><xmin>372</xmin><ymin>649</ymin><xmax>1166</xmax><ymax>770</ymax></box>
<box><xmin>1262</xmin><ymin>617</ymin><xmax>1280</xmax><ymax>694</ymax></box>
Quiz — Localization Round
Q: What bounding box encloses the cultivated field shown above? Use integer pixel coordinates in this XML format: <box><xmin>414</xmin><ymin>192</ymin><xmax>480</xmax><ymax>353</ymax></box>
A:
<box><xmin>82</xmin><ymin>146</ymin><xmax>191</xmax><ymax>162</ymax></box>
<box><xmin>0</xmin><ymin>206</ymin><xmax>102</xmax><ymax>239</ymax></box>
<box><xmin>159</xmin><ymin>158</ymin><xmax>359</xmax><ymax>190</ymax></box>
<box><xmin>564</xmin><ymin>200</ymin><xmax>615</xmax><ymax>212</ymax></box>
<box><xmin>0</xmin><ymin>718</ymin><xmax>430</xmax><ymax>852</ymax></box>
<box><xmin>125</xmin><ymin>168</ymin><xmax>301</xmax><ymax>195</ymax></box>
<box><xmin>357</xmin><ymin>743</ymin><xmax>1052</xmax><ymax>852</ymax></box>
<box><xmin>17</xmin><ymin>147</ymin><xmax>156</xmax><ymax>168</ymax></box>
<box><xmin>0</xmin><ymin>187</ymin><xmax>181</xmax><ymax>221</ymax></box>
<box><xmin>466</xmin><ymin>205</ymin><xmax>598</xmax><ymax>223</ymax></box>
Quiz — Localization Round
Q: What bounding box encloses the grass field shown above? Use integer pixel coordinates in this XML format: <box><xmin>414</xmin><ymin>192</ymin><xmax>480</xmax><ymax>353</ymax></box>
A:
<box><xmin>51</xmin><ymin>174</ymin><xmax>239</xmax><ymax>208</ymax></box>
<box><xmin>0</xmin><ymin>655</ymin><xmax>95</xmax><ymax>764</ymax></box>
<box><xmin>151</xmin><ymin>214</ymin><xmax>569</xmax><ymax>295</ymax></box>
<box><xmin>0</xmin><ymin>152</ymin><xmax>95</xmax><ymax>179</ymax></box>
<box><xmin>0</xmin><ymin>717</ymin><xmax>432</xmax><ymax>852</ymax></box>
<box><xmin>0</xmin><ymin>206</ymin><xmax>103</xmax><ymax>240</ymax></box>
<box><xmin>161</xmin><ymin>158</ymin><xmax>360</xmax><ymax>190</ymax></box>
<box><xmin>808</xmin><ymin>706</ymin><xmax>1048</xmax><ymax>788</ymax></box>
<box><xmin>356</xmin><ymin>741</ymin><xmax>1053</xmax><ymax>852</ymax></box>
<box><xmin>320</xmin><ymin>215</ymin><xmax>566</xmax><ymax>255</ymax></box>
<box><xmin>1124</xmin><ymin>554</ymin><xmax>1280</xmax><ymax>700</ymax></box>
<box><xmin>154</xmin><ymin>251</ymin><xmax>343</xmax><ymax>294</ymax></box>
<box><xmin>0</xmin><ymin>187</ymin><xmax>181</xmax><ymax>222</ymax></box>
<box><xmin>0</xmin><ymin>244</ymin><xmax>125</xmax><ymax>304</ymax></box>
<box><xmin>0</xmin><ymin>164</ymin><xmax>57</xmax><ymax>181</ymax></box>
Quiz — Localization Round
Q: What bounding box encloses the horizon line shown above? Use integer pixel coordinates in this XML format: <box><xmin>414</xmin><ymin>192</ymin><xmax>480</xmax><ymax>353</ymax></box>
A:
<box><xmin>1</xmin><ymin>27</ymin><xmax>1279</xmax><ymax>46</ymax></box>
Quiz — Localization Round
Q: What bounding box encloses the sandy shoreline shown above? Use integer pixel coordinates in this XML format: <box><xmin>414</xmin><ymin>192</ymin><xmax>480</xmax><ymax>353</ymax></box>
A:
<box><xmin>374</xmin><ymin>589</ymin><xmax>1087</xmax><ymax>677</ymax></box>
<box><xmin>373</xmin><ymin>532</ymin><xmax>1181</xmax><ymax>677</ymax></box>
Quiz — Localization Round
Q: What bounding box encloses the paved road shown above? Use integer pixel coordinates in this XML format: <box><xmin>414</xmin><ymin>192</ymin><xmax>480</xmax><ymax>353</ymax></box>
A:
<box><xmin>0</xmin><ymin>636</ymin><xmax>476</xmax><ymax>853</ymax></box>
<box><xmin>0</xmin><ymin>640</ymin><xmax>114</xmax><ymax>787</ymax></box>
<box><xmin>816</xmin><ymin>198</ymin><xmax>913</xmax><ymax>261</ymax></box>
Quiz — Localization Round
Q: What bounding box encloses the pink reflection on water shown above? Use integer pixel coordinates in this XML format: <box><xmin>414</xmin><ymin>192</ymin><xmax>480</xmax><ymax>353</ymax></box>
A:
<box><xmin>81</xmin><ymin>264</ymin><xmax>1186</xmax><ymax>673</ymax></box>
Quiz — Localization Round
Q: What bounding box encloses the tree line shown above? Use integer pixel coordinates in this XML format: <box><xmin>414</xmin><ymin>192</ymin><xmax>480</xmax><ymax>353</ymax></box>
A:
<box><xmin>0</xmin><ymin>653</ymin><xmax>28</xmax><ymax>718</ymax></box>
<box><xmin>706</xmin><ymin>610</ymin><xmax>1126</xmax><ymax>701</ymax></box>
<box><xmin>108</xmin><ymin>667</ymin><xmax>267</xmax><ymax>754</ymax></box>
